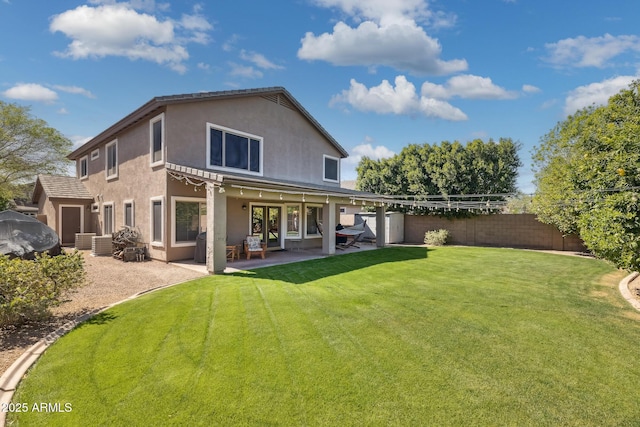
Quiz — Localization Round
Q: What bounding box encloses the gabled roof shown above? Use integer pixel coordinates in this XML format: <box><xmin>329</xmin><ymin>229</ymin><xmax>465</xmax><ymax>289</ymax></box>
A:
<box><xmin>68</xmin><ymin>87</ymin><xmax>348</xmax><ymax>159</ymax></box>
<box><xmin>32</xmin><ymin>175</ymin><xmax>94</xmax><ymax>203</ymax></box>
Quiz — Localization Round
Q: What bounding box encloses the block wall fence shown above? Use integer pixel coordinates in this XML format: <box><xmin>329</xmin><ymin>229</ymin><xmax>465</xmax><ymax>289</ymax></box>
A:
<box><xmin>404</xmin><ymin>213</ymin><xmax>586</xmax><ymax>252</ymax></box>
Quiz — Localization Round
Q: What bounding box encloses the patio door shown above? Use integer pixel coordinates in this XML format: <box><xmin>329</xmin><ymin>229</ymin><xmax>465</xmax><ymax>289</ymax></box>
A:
<box><xmin>251</xmin><ymin>205</ymin><xmax>281</xmax><ymax>248</ymax></box>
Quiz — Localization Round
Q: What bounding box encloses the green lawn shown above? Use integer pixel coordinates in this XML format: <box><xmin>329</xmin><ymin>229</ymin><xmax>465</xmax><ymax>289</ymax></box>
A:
<box><xmin>9</xmin><ymin>247</ymin><xmax>640</xmax><ymax>426</ymax></box>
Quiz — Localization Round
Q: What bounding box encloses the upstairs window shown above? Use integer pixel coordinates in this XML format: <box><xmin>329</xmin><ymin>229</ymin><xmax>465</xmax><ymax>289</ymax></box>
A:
<box><xmin>207</xmin><ymin>123</ymin><xmax>262</xmax><ymax>175</ymax></box>
<box><xmin>323</xmin><ymin>155</ymin><xmax>339</xmax><ymax>183</ymax></box>
<box><xmin>105</xmin><ymin>140</ymin><xmax>118</xmax><ymax>180</ymax></box>
<box><xmin>150</xmin><ymin>113</ymin><xmax>164</xmax><ymax>166</ymax></box>
<box><xmin>78</xmin><ymin>155</ymin><xmax>88</xmax><ymax>179</ymax></box>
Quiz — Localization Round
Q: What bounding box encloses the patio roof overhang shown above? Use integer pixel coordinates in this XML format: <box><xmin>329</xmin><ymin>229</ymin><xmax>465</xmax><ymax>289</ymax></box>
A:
<box><xmin>166</xmin><ymin>163</ymin><xmax>512</xmax><ymax>212</ymax></box>
<box><xmin>166</xmin><ymin>162</ymin><xmax>389</xmax><ymax>207</ymax></box>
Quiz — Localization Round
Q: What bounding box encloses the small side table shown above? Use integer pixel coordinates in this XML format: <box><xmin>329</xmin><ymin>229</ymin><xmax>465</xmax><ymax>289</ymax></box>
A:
<box><xmin>226</xmin><ymin>245</ymin><xmax>238</xmax><ymax>262</ymax></box>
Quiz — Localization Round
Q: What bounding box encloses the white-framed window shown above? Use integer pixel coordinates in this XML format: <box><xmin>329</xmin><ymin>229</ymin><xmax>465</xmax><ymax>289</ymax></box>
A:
<box><xmin>323</xmin><ymin>154</ymin><xmax>339</xmax><ymax>183</ymax></box>
<box><xmin>206</xmin><ymin>123</ymin><xmax>262</xmax><ymax>175</ymax></box>
<box><xmin>150</xmin><ymin>113</ymin><xmax>165</xmax><ymax>167</ymax></box>
<box><xmin>123</xmin><ymin>200</ymin><xmax>135</xmax><ymax>227</ymax></box>
<box><xmin>91</xmin><ymin>149</ymin><xmax>99</xmax><ymax>161</ymax></box>
<box><xmin>150</xmin><ymin>196</ymin><xmax>164</xmax><ymax>247</ymax></box>
<box><xmin>171</xmin><ymin>197</ymin><xmax>206</xmax><ymax>247</ymax></box>
<box><xmin>78</xmin><ymin>155</ymin><xmax>88</xmax><ymax>180</ymax></box>
<box><xmin>285</xmin><ymin>204</ymin><xmax>301</xmax><ymax>239</ymax></box>
<box><xmin>105</xmin><ymin>139</ymin><xmax>118</xmax><ymax>180</ymax></box>
<box><xmin>103</xmin><ymin>202</ymin><xmax>114</xmax><ymax>235</ymax></box>
<box><xmin>305</xmin><ymin>204</ymin><xmax>323</xmax><ymax>238</ymax></box>
<box><xmin>91</xmin><ymin>203</ymin><xmax>99</xmax><ymax>213</ymax></box>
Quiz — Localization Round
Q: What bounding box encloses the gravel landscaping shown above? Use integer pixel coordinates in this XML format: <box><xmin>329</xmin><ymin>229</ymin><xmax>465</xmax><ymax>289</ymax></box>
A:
<box><xmin>0</xmin><ymin>250</ymin><xmax>205</xmax><ymax>375</ymax></box>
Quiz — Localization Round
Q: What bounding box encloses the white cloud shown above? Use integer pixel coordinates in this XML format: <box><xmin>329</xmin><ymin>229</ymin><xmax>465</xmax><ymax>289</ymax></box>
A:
<box><xmin>299</xmin><ymin>20</ymin><xmax>466</xmax><ymax>76</ymax></box>
<box><xmin>311</xmin><ymin>0</ymin><xmax>455</xmax><ymax>28</ymax></box>
<box><xmin>239</xmin><ymin>50</ymin><xmax>284</xmax><ymax>70</ymax></box>
<box><xmin>564</xmin><ymin>75</ymin><xmax>637</xmax><ymax>116</ymax></box>
<box><xmin>421</xmin><ymin>74</ymin><xmax>518</xmax><ymax>100</ymax></box>
<box><xmin>544</xmin><ymin>34</ymin><xmax>640</xmax><ymax>68</ymax></box>
<box><xmin>52</xmin><ymin>85</ymin><xmax>96</xmax><ymax>98</ymax></box>
<box><xmin>228</xmin><ymin>62</ymin><xmax>263</xmax><ymax>79</ymax></box>
<box><xmin>347</xmin><ymin>141</ymin><xmax>396</xmax><ymax>165</ymax></box>
<box><xmin>49</xmin><ymin>3</ymin><xmax>213</xmax><ymax>73</ymax></box>
<box><xmin>300</xmin><ymin>1</ymin><xmax>465</xmax><ymax>76</ymax></box>
<box><xmin>522</xmin><ymin>84</ymin><xmax>541</xmax><ymax>94</ymax></box>
<box><xmin>331</xmin><ymin>76</ymin><xmax>467</xmax><ymax>121</ymax></box>
<box><xmin>2</xmin><ymin>83</ymin><xmax>58</xmax><ymax>103</ymax></box>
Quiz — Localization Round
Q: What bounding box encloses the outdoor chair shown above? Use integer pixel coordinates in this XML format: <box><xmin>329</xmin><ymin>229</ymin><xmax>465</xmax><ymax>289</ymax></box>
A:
<box><xmin>244</xmin><ymin>236</ymin><xmax>267</xmax><ymax>260</ymax></box>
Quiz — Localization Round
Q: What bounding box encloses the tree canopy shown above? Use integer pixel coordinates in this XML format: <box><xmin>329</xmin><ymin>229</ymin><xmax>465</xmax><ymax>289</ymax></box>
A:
<box><xmin>0</xmin><ymin>101</ymin><xmax>72</xmax><ymax>202</ymax></box>
<box><xmin>356</xmin><ymin>138</ymin><xmax>521</xmax><ymax>213</ymax></box>
<box><xmin>532</xmin><ymin>80</ymin><xmax>640</xmax><ymax>270</ymax></box>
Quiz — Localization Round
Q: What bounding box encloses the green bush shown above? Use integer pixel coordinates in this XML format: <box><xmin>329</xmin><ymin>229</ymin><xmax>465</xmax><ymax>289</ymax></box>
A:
<box><xmin>424</xmin><ymin>229</ymin><xmax>450</xmax><ymax>246</ymax></box>
<box><xmin>0</xmin><ymin>251</ymin><xmax>86</xmax><ymax>327</ymax></box>
<box><xmin>578</xmin><ymin>192</ymin><xmax>640</xmax><ymax>271</ymax></box>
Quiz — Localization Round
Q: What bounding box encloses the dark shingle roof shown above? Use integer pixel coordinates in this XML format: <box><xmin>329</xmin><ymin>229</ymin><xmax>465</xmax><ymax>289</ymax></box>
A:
<box><xmin>32</xmin><ymin>175</ymin><xmax>93</xmax><ymax>203</ymax></box>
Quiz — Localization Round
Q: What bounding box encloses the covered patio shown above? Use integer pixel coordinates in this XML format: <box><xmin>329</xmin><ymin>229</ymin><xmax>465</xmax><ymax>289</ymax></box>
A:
<box><xmin>172</xmin><ymin>240</ymin><xmax>381</xmax><ymax>274</ymax></box>
<box><xmin>166</xmin><ymin>163</ymin><xmax>389</xmax><ymax>274</ymax></box>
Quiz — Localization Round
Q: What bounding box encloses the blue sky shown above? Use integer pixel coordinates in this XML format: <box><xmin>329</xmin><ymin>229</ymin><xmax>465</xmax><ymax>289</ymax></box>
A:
<box><xmin>2</xmin><ymin>0</ymin><xmax>640</xmax><ymax>193</ymax></box>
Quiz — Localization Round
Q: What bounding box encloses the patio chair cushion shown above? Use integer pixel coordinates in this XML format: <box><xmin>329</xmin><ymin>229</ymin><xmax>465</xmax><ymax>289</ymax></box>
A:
<box><xmin>246</xmin><ymin>236</ymin><xmax>262</xmax><ymax>251</ymax></box>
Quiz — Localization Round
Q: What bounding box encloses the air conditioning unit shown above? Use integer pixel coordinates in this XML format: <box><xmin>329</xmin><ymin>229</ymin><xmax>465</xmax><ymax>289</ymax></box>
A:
<box><xmin>75</xmin><ymin>233</ymin><xmax>96</xmax><ymax>250</ymax></box>
<box><xmin>91</xmin><ymin>236</ymin><xmax>113</xmax><ymax>256</ymax></box>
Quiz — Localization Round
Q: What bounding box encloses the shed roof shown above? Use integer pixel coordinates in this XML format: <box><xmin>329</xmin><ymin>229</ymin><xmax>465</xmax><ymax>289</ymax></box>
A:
<box><xmin>32</xmin><ymin>175</ymin><xmax>94</xmax><ymax>203</ymax></box>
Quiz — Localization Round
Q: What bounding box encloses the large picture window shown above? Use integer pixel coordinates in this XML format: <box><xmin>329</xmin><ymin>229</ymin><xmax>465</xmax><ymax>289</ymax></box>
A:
<box><xmin>172</xmin><ymin>197</ymin><xmax>206</xmax><ymax>246</ymax></box>
<box><xmin>207</xmin><ymin>123</ymin><xmax>262</xmax><ymax>175</ymax></box>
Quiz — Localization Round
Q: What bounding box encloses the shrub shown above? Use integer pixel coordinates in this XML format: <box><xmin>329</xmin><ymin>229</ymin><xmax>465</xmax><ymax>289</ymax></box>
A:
<box><xmin>424</xmin><ymin>229</ymin><xmax>450</xmax><ymax>246</ymax></box>
<box><xmin>578</xmin><ymin>192</ymin><xmax>640</xmax><ymax>271</ymax></box>
<box><xmin>0</xmin><ymin>251</ymin><xmax>86</xmax><ymax>327</ymax></box>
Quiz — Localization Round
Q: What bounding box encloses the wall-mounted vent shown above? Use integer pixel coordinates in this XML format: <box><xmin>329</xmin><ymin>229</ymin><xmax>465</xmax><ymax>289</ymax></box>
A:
<box><xmin>262</xmin><ymin>94</ymin><xmax>279</xmax><ymax>104</ymax></box>
<box><xmin>261</xmin><ymin>94</ymin><xmax>296</xmax><ymax>111</ymax></box>
<box><xmin>277</xmin><ymin>95</ymin><xmax>296</xmax><ymax>111</ymax></box>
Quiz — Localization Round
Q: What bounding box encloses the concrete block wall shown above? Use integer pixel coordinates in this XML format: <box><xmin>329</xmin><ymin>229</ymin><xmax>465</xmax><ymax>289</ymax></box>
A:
<box><xmin>405</xmin><ymin>213</ymin><xmax>585</xmax><ymax>251</ymax></box>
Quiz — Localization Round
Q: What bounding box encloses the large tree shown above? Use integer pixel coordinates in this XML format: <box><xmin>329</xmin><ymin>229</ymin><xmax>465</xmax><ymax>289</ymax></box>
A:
<box><xmin>532</xmin><ymin>80</ymin><xmax>640</xmax><ymax>270</ymax></box>
<box><xmin>0</xmin><ymin>101</ymin><xmax>72</xmax><ymax>203</ymax></box>
<box><xmin>356</xmin><ymin>138</ymin><xmax>521</xmax><ymax>213</ymax></box>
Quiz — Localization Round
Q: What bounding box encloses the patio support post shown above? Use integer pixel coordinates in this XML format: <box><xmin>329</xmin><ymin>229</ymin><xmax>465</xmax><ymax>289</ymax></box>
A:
<box><xmin>375</xmin><ymin>206</ymin><xmax>386</xmax><ymax>247</ymax></box>
<box><xmin>206</xmin><ymin>183</ymin><xmax>227</xmax><ymax>274</ymax></box>
<box><xmin>322</xmin><ymin>200</ymin><xmax>336</xmax><ymax>255</ymax></box>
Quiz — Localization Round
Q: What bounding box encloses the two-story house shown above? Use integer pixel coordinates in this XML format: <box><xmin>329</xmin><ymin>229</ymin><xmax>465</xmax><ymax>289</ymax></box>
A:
<box><xmin>34</xmin><ymin>87</ymin><xmax>387</xmax><ymax>273</ymax></box>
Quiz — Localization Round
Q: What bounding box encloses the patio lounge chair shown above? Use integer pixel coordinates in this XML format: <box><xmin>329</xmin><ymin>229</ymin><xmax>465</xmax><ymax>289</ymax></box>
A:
<box><xmin>244</xmin><ymin>236</ymin><xmax>267</xmax><ymax>260</ymax></box>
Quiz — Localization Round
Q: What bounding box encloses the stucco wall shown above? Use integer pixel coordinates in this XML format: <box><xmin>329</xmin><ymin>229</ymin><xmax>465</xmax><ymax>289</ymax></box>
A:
<box><xmin>76</xmin><ymin>114</ymin><xmax>169</xmax><ymax>260</ymax></box>
<box><xmin>165</xmin><ymin>97</ymin><xmax>344</xmax><ymax>187</ymax></box>
<box><xmin>404</xmin><ymin>214</ymin><xmax>586</xmax><ymax>251</ymax></box>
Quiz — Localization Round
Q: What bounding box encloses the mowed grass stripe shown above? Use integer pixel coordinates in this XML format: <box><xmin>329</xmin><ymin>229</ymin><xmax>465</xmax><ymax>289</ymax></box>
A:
<box><xmin>10</xmin><ymin>247</ymin><xmax>640</xmax><ymax>426</ymax></box>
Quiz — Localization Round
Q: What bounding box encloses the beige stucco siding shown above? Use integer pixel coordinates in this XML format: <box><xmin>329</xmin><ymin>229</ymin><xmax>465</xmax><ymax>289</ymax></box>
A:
<box><xmin>77</xmin><ymin>114</ymin><xmax>168</xmax><ymax>260</ymax></box>
<box><xmin>165</xmin><ymin>97</ymin><xmax>344</xmax><ymax>187</ymax></box>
